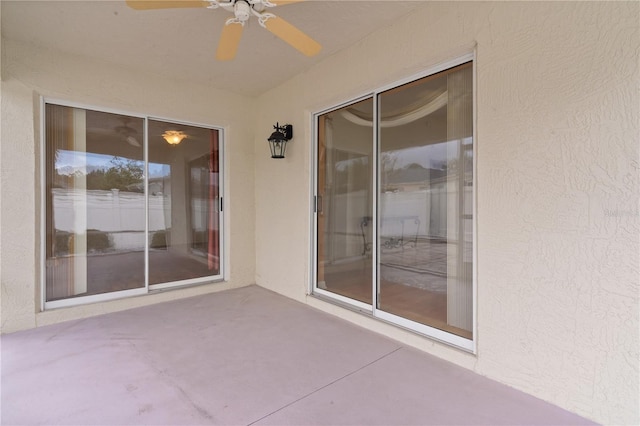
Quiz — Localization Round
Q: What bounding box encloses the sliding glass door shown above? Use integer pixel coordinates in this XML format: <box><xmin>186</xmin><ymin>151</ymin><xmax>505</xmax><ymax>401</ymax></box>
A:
<box><xmin>45</xmin><ymin>105</ymin><xmax>146</xmax><ymax>301</ymax></box>
<box><xmin>377</xmin><ymin>62</ymin><xmax>473</xmax><ymax>340</ymax></box>
<box><xmin>44</xmin><ymin>102</ymin><xmax>223</xmax><ymax>308</ymax></box>
<box><xmin>147</xmin><ymin>119</ymin><xmax>222</xmax><ymax>288</ymax></box>
<box><xmin>316</xmin><ymin>98</ymin><xmax>373</xmax><ymax>305</ymax></box>
<box><xmin>314</xmin><ymin>57</ymin><xmax>474</xmax><ymax>348</ymax></box>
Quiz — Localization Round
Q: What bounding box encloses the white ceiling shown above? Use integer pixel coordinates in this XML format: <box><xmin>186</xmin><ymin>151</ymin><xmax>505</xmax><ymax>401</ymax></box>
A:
<box><xmin>2</xmin><ymin>0</ymin><xmax>425</xmax><ymax>97</ymax></box>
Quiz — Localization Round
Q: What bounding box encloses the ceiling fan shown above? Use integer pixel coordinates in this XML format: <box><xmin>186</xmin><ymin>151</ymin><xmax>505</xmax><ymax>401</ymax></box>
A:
<box><xmin>126</xmin><ymin>0</ymin><xmax>322</xmax><ymax>61</ymax></box>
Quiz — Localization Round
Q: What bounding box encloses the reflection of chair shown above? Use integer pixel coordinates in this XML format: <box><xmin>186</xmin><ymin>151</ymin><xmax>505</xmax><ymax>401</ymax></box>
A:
<box><xmin>360</xmin><ymin>216</ymin><xmax>372</xmax><ymax>255</ymax></box>
<box><xmin>381</xmin><ymin>216</ymin><xmax>420</xmax><ymax>251</ymax></box>
<box><xmin>361</xmin><ymin>216</ymin><xmax>422</xmax><ymax>254</ymax></box>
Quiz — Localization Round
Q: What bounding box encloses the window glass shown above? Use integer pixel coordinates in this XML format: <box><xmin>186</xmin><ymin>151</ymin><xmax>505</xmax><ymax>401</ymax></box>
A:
<box><xmin>45</xmin><ymin>105</ymin><xmax>145</xmax><ymax>300</ymax></box>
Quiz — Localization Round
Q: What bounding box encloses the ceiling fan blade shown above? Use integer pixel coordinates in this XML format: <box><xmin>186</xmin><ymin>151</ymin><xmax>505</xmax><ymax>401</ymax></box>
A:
<box><xmin>126</xmin><ymin>0</ymin><xmax>209</xmax><ymax>10</ymax></box>
<box><xmin>216</xmin><ymin>23</ymin><xmax>244</xmax><ymax>61</ymax></box>
<box><xmin>264</xmin><ymin>16</ymin><xmax>321</xmax><ymax>57</ymax></box>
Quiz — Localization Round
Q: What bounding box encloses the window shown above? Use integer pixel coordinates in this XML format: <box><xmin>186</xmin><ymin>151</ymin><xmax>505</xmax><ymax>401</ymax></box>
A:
<box><xmin>314</xmin><ymin>56</ymin><xmax>475</xmax><ymax>350</ymax></box>
<box><xmin>43</xmin><ymin>102</ymin><xmax>223</xmax><ymax>308</ymax></box>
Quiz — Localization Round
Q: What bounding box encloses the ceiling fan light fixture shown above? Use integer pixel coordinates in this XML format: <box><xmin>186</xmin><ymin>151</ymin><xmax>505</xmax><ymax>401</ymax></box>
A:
<box><xmin>163</xmin><ymin>130</ymin><xmax>187</xmax><ymax>145</ymax></box>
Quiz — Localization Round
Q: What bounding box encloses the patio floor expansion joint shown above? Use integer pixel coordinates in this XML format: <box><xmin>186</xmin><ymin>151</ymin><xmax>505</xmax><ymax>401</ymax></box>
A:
<box><xmin>246</xmin><ymin>346</ymin><xmax>404</xmax><ymax>425</ymax></box>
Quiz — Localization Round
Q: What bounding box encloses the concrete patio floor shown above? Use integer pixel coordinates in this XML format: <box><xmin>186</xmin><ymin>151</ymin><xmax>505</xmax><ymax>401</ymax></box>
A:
<box><xmin>1</xmin><ymin>285</ymin><xmax>594</xmax><ymax>425</ymax></box>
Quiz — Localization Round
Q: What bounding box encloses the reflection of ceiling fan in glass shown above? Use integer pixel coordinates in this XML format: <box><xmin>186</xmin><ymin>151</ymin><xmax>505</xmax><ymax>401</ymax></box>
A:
<box><xmin>114</xmin><ymin>117</ymin><xmax>141</xmax><ymax>147</ymax></box>
<box><xmin>87</xmin><ymin>115</ymin><xmax>142</xmax><ymax>148</ymax></box>
<box><xmin>126</xmin><ymin>0</ymin><xmax>322</xmax><ymax>61</ymax></box>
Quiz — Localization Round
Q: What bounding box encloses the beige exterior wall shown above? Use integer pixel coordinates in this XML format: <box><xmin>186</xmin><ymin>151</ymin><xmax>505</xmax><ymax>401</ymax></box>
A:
<box><xmin>1</xmin><ymin>1</ymin><xmax>638</xmax><ymax>425</ymax></box>
<box><xmin>0</xmin><ymin>40</ymin><xmax>257</xmax><ymax>332</ymax></box>
<box><xmin>254</xmin><ymin>2</ymin><xmax>639</xmax><ymax>425</ymax></box>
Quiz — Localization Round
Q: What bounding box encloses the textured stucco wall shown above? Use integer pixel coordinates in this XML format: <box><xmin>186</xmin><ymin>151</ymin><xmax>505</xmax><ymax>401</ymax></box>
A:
<box><xmin>0</xmin><ymin>39</ymin><xmax>257</xmax><ymax>333</ymax></box>
<box><xmin>254</xmin><ymin>2</ymin><xmax>639</xmax><ymax>424</ymax></box>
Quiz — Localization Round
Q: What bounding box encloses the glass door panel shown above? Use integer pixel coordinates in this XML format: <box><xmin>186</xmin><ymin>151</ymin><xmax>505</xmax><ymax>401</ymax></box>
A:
<box><xmin>148</xmin><ymin>120</ymin><xmax>221</xmax><ymax>286</ymax></box>
<box><xmin>317</xmin><ymin>98</ymin><xmax>373</xmax><ymax>304</ymax></box>
<box><xmin>45</xmin><ymin>105</ymin><xmax>145</xmax><ymax>301</ymax></box>
<box><xmin>377</xmin><ymin>62</ymin><xmax>473</xmax><ymax>339</ymax></box>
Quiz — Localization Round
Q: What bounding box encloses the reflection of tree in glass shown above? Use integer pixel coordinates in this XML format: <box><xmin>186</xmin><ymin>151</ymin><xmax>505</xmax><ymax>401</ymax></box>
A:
<box><xmin>86</xmin><ymin>156</ymin><xmax>144</xmax><ymax>192</ymax></box>
<box><xmin>380</xmin><ymin>151</ymin><xmax>398</xmax><ymax>191</ymax></box>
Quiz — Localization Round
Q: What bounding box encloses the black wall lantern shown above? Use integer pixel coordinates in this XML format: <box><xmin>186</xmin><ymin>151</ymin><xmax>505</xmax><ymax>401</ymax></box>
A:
<box><xmin>268</xmin><ymin>123</ymin><xmax>293</xmax><ymax>159</ymax></box>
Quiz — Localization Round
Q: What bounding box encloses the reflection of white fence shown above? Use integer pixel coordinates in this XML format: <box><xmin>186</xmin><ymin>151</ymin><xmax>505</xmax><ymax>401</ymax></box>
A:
<box><xmin>111</xmin><ymin>231</ymin><xmax>146</xmax><ymax>250</ymax></box>
<box><xmin>52</xmin><ymin>188</ymin><xmax>166</xmax><ymax>233</ymax></box>
<box><xmin>52</xmin><ymin>188</ymin><xmax>212</xmax><ymax>251</ymax></box>
<box><xmin>381</xmin><ymin>190</ymin><xmax>440</xmax><ymax>238</ymax></box>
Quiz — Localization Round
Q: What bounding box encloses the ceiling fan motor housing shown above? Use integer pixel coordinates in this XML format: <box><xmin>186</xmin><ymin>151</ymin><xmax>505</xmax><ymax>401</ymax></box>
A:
<box><xmin>234</xmin><ymin>1</ymin><xmax>251</xmax><ymax>22</ymax></box>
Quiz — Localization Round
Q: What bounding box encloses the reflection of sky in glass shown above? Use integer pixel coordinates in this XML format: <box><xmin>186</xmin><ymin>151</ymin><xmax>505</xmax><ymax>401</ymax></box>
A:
<box><xmin>56</xmin><ymin>150</ymin><xmax>110</xmax><ymax>173</ymax></box>
<box><xmin>151</xmin><ymin>164</ymin><xmax>170</xmax><ymax>178</ymax></box>
<box><xmin>386</xmin><ymin>139</ymin><xmax>468</xmax><ymax>170</ymax></box>
<box><xmin>56</xmin><ymin>150</ymin><xmax>168</xmax><ymax>177</ymax></box>
<box><xmin>335</xmin><ymin>137</ymin><xmax>472</xmax><ymax>171</ymax></box>
<box><xmin>393</xmin><ymin>137</ymin><xmax>472</xmax><ymax>170</ymax></box>
<box><xmin>391</xmin><ymin>143</ymin><xmax>449</xmax><ymax>169</ymax></box>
